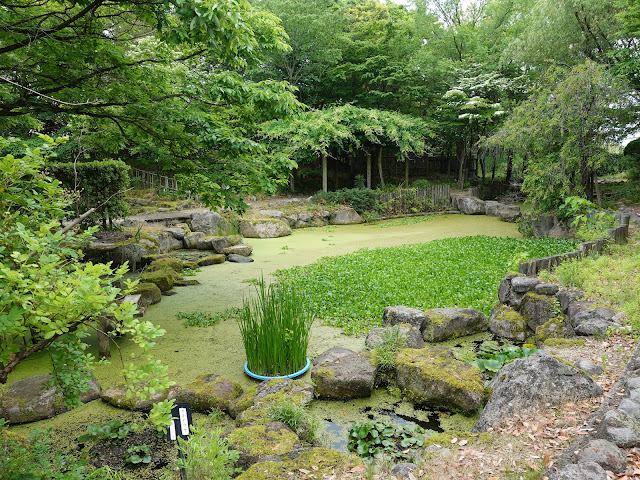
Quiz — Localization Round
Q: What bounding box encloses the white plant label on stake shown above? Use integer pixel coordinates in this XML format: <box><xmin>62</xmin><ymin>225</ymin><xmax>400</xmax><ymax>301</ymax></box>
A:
<box><xmin>169</xmin><ymin>421</ymin><xmax>176</xmax><ymax>441</ymax></box>
<box><xmin>179</xmin><ymin>408</ymin><xmax>189</xmax><ymax>436</ymax></box>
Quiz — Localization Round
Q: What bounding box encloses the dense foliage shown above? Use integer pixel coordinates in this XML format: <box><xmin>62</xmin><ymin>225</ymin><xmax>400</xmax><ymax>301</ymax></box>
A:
<box><xmin>347</xmin><ymin>421</ymin><xmax>426</xmax><ymax>461</ymax></box>
<box><xmin>0</xmin><ymin>137</ymin><xmax>170</xmax><ymax>405</ymax></box>
<box><xmin>276</xmin><ymin>235</ymin><xmax>577</xmax><ymax>334</ymax></box>
<box><xmin>46</xmin><ymin>159</ymin><xmax>130</xmax><ymax>227</ymax></box>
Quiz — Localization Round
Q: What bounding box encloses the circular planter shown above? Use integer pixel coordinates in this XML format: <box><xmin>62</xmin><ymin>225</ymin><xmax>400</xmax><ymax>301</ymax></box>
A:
<box><xmin>244</xmin><ymin>358</ymin><xmax>311</xmax><ymax>381</ymax></box>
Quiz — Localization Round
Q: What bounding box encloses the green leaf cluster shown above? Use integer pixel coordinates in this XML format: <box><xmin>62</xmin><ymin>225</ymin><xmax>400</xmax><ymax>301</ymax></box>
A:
<box><xmin>347</xmin><ymin>421</ymin><xmax>425</xmax><ymax>461</ymax></box>
<box><xmin>78</xmin><ymin>420</ymin><xmax>136</xmax><ymax>444</ymax></box>
<box><xmin>471</xmin><ymin>344</ymin><xmax>539</xmax><ymax>377</ymax></box>
<box><xmin>124</xmin><ymin>445</ymin><xmax>152</xmax><ymax>465</ymax></box>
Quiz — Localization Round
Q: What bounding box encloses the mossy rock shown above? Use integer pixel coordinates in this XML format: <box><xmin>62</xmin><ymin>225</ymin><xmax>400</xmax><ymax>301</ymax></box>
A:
<box><xmin>236</xmin><ymin>448</ymin><xmax>364</xmax><ymax>480</ymax></box>
<box><xmin>228</xmin><ymin>422</ymin><xmax>300</xmax><ymax>470</ymax></box>
<box><xmin>422</xmin><ymin>308</ymin><xmax>487</xmax><ymax>342</ymax></box>
<box><xmin>100</xmin><ymin>384</ymin><xmax>176</xmax><ymax>411</ymax></box>
<box><xmin>175</xmin><ymin>278</ymin><xmax>200</xmax><ymax>286</ymax></box>
<box><xmin>146</xmin><ymin>257</ymin><xmax>183</xmax><ymax>273</ymax></box>
<box><xmin>178</xmin><ymin>374</ymin><xmax>243</xmax><ymax>413</ymax></box>
<box><xmin>488</xmin><ymin>305</ymin><xmax>528</xmax><ymax>342</ymax></box>
<box><xmin>182</xmin><ymin>261</ymin><xmax>199</xmax><ymax>270</ymax></box>
<box><xmin>131</xmin><ymin>282</ymin><xmax>162</xmax><ymax>306</ymax></box>
<box><xmin>394</xmin><ymin>347</ymin><xmax>485</xmax><ymax>413</ymax></box>
<box><xmin>236</xmin><ymin>379</ymin><xmax>314</xmax><ymax>427</ymax></box>
<box><xmin>535</xmin><ymin>315</ymin><xmax>573</xmax><ymax>345</ymax></box>
<box><xmin>196</xmin><ymin>254</ymin><xmax>226</xmax><ymax>266</ymax></box>
<box><xmin>520</xmin><ymin>292</ymin><xmax>559</xmax><ymax>331</ymax></box>
<box><xmin>228</xmin><ymin>385</ymin><xmax>258</xmax><ymax>419</ymax></box>
<box><xmin>139</xmin><ymin>268</ymin><xmax>175</xmax><ymax>292</ymax></box>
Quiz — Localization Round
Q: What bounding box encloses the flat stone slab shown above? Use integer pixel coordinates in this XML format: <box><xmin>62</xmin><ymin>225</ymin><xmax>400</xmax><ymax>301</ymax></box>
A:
<box><xmin>228</xmin><ymin>254</ymin><xmax>254</xmax><ymax>263</ymax></box>
<box><xmin>311</xmin><ymin>347</ymin><xmax>376</xmax><ymax>400</ymax></box>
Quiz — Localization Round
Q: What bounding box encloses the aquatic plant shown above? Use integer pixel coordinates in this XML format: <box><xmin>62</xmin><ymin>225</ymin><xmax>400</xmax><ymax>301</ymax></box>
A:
<box><xmin>347</xmin><ymin>421</ymin><xmax>425</xmax><ymax>461</ymax></box>
<box><xmin>239</xmin><ymin>278</ymin><xmax>314</xmax><ymax>377</ymax></box>
<box><xmin>472</xmin><ymin>343</ymin><xmax>539</xmax><ymax>377</ymax></box>
<box><xmin>276</xmin><ymin>235</ymin><xmax>577</xmax><ymax>334</ymax></box>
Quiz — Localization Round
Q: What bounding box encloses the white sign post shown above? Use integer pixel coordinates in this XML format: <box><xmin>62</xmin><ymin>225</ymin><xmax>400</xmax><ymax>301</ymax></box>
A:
<box><xmin>166</xmin><ymin>402</ymin><xmax>193</xmax><ymax>480</ymax></box>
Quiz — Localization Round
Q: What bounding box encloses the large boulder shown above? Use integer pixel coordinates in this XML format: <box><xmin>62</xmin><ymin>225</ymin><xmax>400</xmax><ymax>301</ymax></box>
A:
<box><xmin>190</xmin><ymin>211</ymin><xmax>235</xmax><ymax>235</ymax></box>
<box><xmin>83</xmin><ymin>239</ymin><xmax>158</xmax><ymax>268</ymax></box>
<box><xmin>365</xmin><ymin>325</ymin><xmax>423</xmax><ymax>349</ymax></box>
<box><xmin>228</xmin><ymin>254</ymin><xmax>254</xmax><ymax>263</ymax></box>
<box><xmin>223</xmin><ymin>244</ymin><xmax>253</xmax><ymax>257</ymax></box>
<box><xmin>240</xmin><ymin>219</ymin><xmax>292</xmax><ymax>238</ymax></box>
<box><xmin>473</xmin><ymin>353</ymin><xmax>603</xmax><ymax>432</ymax></box>
<box><xmin>329</xmin><ymin>208</ymin><xmax>364</xmax><ymax>225</ymax></box>
<box><xmin>576</xmin><ymin>439</ymin><xmax>626</xmax><ymax>474</ymax></box>
<box><xmin>458</xmin><ymin>197</ymin><xmax>486</xmax><ymax>215</ymax></box>
<box><xmin>596</xmin><ymin>409</ymin><xmax>640</xmax><ymax>448</ymax></box>
<box><xmin>100</xmin><ymin>384</ymin><xmax>179</xmax><ymax>411</ymax></box>
<box><xmin>228</xmin><ymin>422</ymin><xmax>300</xmax><ymax>471</ymax></box>
<box><xmin>311</xmin><ymin>347</ymin><xmax>377</xmax><ymax>400</ymax></box>
<box><xmin>184</xmin><ymin>231</ymin><xmax>205</xmax><ymax>248</ymax></box>
<box><xmin>422</xmin><ymin>308</ymin><xmax>487</xmax><ymax>342</ymax></box>
<box><xmin>176</xmin><ymin>374</ymin><xmax>243</xmax><ymax>413</ymax></box>
<box><xmin>146</xmin><ymin>231</ymin><xmax>183</xmax><ymax>251</ymax></box>
<box><xmin>131</xmin><ymin>282</ymin><xmax>162</xmax><ymax>307</ymax></box>
<box><xmin>196</xmin><ymin>235</ymin><xmax>242</xmax><ymax>253</ymax></box>
<box><xmin>382</xmin><ymin>306</ymin><xmax>427</xmax><ymax>331</ymax></box>
<box><xmin>535</xmin><ymin>315</ymin><xmax>574</xmax><ymax>344</ymax></box>
<box><xmin>520</xmin><ymin>292</ymin><xmax>558</xmax><ymax>331</ymax></box>
<box><xmin>234</xmin><ymin>379</ymin><xmax>314</xmax><ymax>426</ymax></box>
<box><xmin>572</xmin><ymin>306</ymin><xmax>620</xmax><ymax>336</ymax></box>
<box><xmin>548</xmin><ymin>462</ymin><xmax>607</xmax><ymax>480</ymax></box>
<box><xmin>394</xmin><ymin>348</ymin><xmax>485</xmax><ymax>413</ymax></box>
<box><xmin>497</xmin><ymin>205</ymin><xmax>521</xmax><ymax>223</ymax></box>
<box><xmin>488</xmin><ymin>305</ymin><xmax>528</xmax><ymax>342</ymax></box>
<box><xmin>0</xmin><ymin>374</ymin><xmax>101</xmax><ymax>424</ymax></box>
<box><xmin>139</xmin><ymin>267</ymin><xmax>177</xmax><ymax>292</ymax></box>
<box><xmin>484</xmin><ymin>200</ymin><xmax>501</xmax><ymax>217</ymax></box>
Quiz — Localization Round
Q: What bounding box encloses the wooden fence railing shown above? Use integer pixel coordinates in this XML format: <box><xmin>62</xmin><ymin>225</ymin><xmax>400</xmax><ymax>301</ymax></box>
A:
<box><xmin>374</xmin><ymin>185</ymin><xmax>451</xmax><ymax>209</ymax></box>
<box><xmin>518</xmin><ymin>214</ymin><xmax>631</xmax><ymax>276</ymax></box>
<box><xmin>129</xmin><ymin>167</ymin><xmax>198</xmax><ymax>201</ymax></box>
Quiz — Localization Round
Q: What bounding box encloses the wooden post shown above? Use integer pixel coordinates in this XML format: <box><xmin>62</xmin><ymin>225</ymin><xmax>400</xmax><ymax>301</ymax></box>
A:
<box><xmin>378</xmin><ymin>146</ymin><xmax>385</xmax><ymax>189</ymax></box>
<box><xmin>404</xmin><ymin>160</ymin><xmax>409</xmax><ymax>187</ymax></box>
<box><xmin>366</xmin><ymin>151</ymin><xmax>372</xmax><ymax>189</ymax></box>
<box><xmin>322</xmin><ymin>152</ymin><xmax>328</xmax><ymax>192</ymax></box>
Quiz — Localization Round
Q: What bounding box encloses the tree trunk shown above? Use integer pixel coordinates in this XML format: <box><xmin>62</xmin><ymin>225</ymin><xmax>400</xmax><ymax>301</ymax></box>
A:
<box><xmin>333</xmin><ymin>157</ymin><xmax>339</xmax><ymax>191</ymax></box>
<box><xmin>594</xmin><ymin>172</ymin><xmax>602</xmax><ymax>207</ymax></box>
<box><xmin>322</xmin><ymin>152</ymin><xmax>327</xmax><ymax>192</ymax></box>
<box><xmin>456</xmin><ymin>138</ymin><xmax>466</xmax><ymax>189</ymax></box>
<box><xmin>491</xmin><ymin>152</ymin><xmax>496</xmax><ymax>180</ymax></box>
<box><xmin>480</xmin><ymin>150</ymin><xmax>486</xmax><ymax>179</ymax></box>
<box><xmin>366</xmin><ymin>151</ymin><xmax>372</xmax><ymax>189</ymax></box>
<box><xmin>377</xmin><ymin>145</ymin><xmax>385</xmax><ymax>189</ymax></box>
<box><xmin>581</xmin><ymin>156</ymin><xmax>594</xmax><ymax>201</ymax></box>
<box><xmin>404</xmin><ymin>160</ymin><xmax>409</xmax><ymax>187</ymax></box>
<box><xmin>506</xmin><ymin>149</ymin><xmax>513</xmax><ymax>184</ymax></box>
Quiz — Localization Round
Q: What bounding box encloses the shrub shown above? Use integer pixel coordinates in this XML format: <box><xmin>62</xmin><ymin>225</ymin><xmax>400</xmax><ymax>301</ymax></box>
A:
<box><xmin>312</xmin><ymin>188</ymin><xmax>377</xmax><ymax>213</ymax></box>
<box><xmin>558</xmin><ymin>196</ymin><xmax>616</xmax><ymax>241</ymax></box>
<box><xmin>174</xmin><ymin>424</ymin><xmax>239</xmax><ymax>480</ymax></box>
<box><xmin>239</xmin><ymin>278</ymin><xmax>314</xmax><ymax>377</ymax></box>
<box><xmin>267</xmin><ymin>400</ymin><xmax>321</xmax><ymax>444</ymax></box>
<box><xmin>1</xmin><ymin>420</ymin><xmax>104</xmax><ymax>479</ymax></box>
<box><xmin>46</xmin><ymin>159</ymin><xmax>130</xmax><ymax>228</ymax></box>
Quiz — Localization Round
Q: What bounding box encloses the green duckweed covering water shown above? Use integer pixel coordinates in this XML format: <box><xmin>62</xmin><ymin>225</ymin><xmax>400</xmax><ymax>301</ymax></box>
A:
<box><xmin>276</xmin><ymin>235</ymin><xmax>577</xmax><ymax>334</ymax></box>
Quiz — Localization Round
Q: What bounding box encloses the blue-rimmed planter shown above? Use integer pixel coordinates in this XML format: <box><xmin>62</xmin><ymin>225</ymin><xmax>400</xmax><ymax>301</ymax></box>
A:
<box><xmin>244</xmin><ymin>357</ymin><xmax>311</xmax><ymax>381</ymax></box>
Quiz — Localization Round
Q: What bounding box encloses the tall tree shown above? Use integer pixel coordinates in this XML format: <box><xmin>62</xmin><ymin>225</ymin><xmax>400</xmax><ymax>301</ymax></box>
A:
<box><xmin>0</xmin><ymin>0</ymin><xmax>302</xmax><ymax>210</ymax></box>
<box><xmin>485</xmin><ymin>61</ymin><xmax>636</xmax><ymax>211</ymax></box>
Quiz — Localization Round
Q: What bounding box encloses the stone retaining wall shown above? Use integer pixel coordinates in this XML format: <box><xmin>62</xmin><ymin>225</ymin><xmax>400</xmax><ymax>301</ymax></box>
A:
<box><xmin>517</xmin><ymin>214</ymin><xmax>631</xmax><ymax>277</ymax></box>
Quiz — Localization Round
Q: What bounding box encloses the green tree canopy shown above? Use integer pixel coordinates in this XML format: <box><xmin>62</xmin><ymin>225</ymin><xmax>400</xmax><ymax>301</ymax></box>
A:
<box><xmin>484</xmin><ymin>61</ymin><xmax>636</xmax><ymax>211</ymax></box>
<box><xmin>0</xmin><ymin>0</ymin><xmax>303</xmax><ymax>210</ymax></box>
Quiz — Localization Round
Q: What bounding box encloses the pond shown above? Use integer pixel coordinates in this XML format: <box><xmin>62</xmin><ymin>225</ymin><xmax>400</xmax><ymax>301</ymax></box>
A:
<box><xmin>8</xmin><ymin>214</ymin><xmax>519</xmax><ymax>444</ymax></box>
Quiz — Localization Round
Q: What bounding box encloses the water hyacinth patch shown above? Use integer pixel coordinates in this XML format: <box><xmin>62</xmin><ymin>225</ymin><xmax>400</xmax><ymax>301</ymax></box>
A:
<box><xmin>239</xmin><ymin>278</ymin><xmax>314</xmax><ymax>377</ymax></box>
<box><xmin>276</xmin><ymin>236</ymin><xmax>577</xmax><ymax>334</ymax></box>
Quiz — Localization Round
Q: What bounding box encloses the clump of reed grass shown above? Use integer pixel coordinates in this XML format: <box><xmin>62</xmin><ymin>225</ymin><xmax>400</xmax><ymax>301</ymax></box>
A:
<box><xmin>239</xmin><ymin>278</ymin><xmax>313</xmax><ymax>377</ymax></box>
